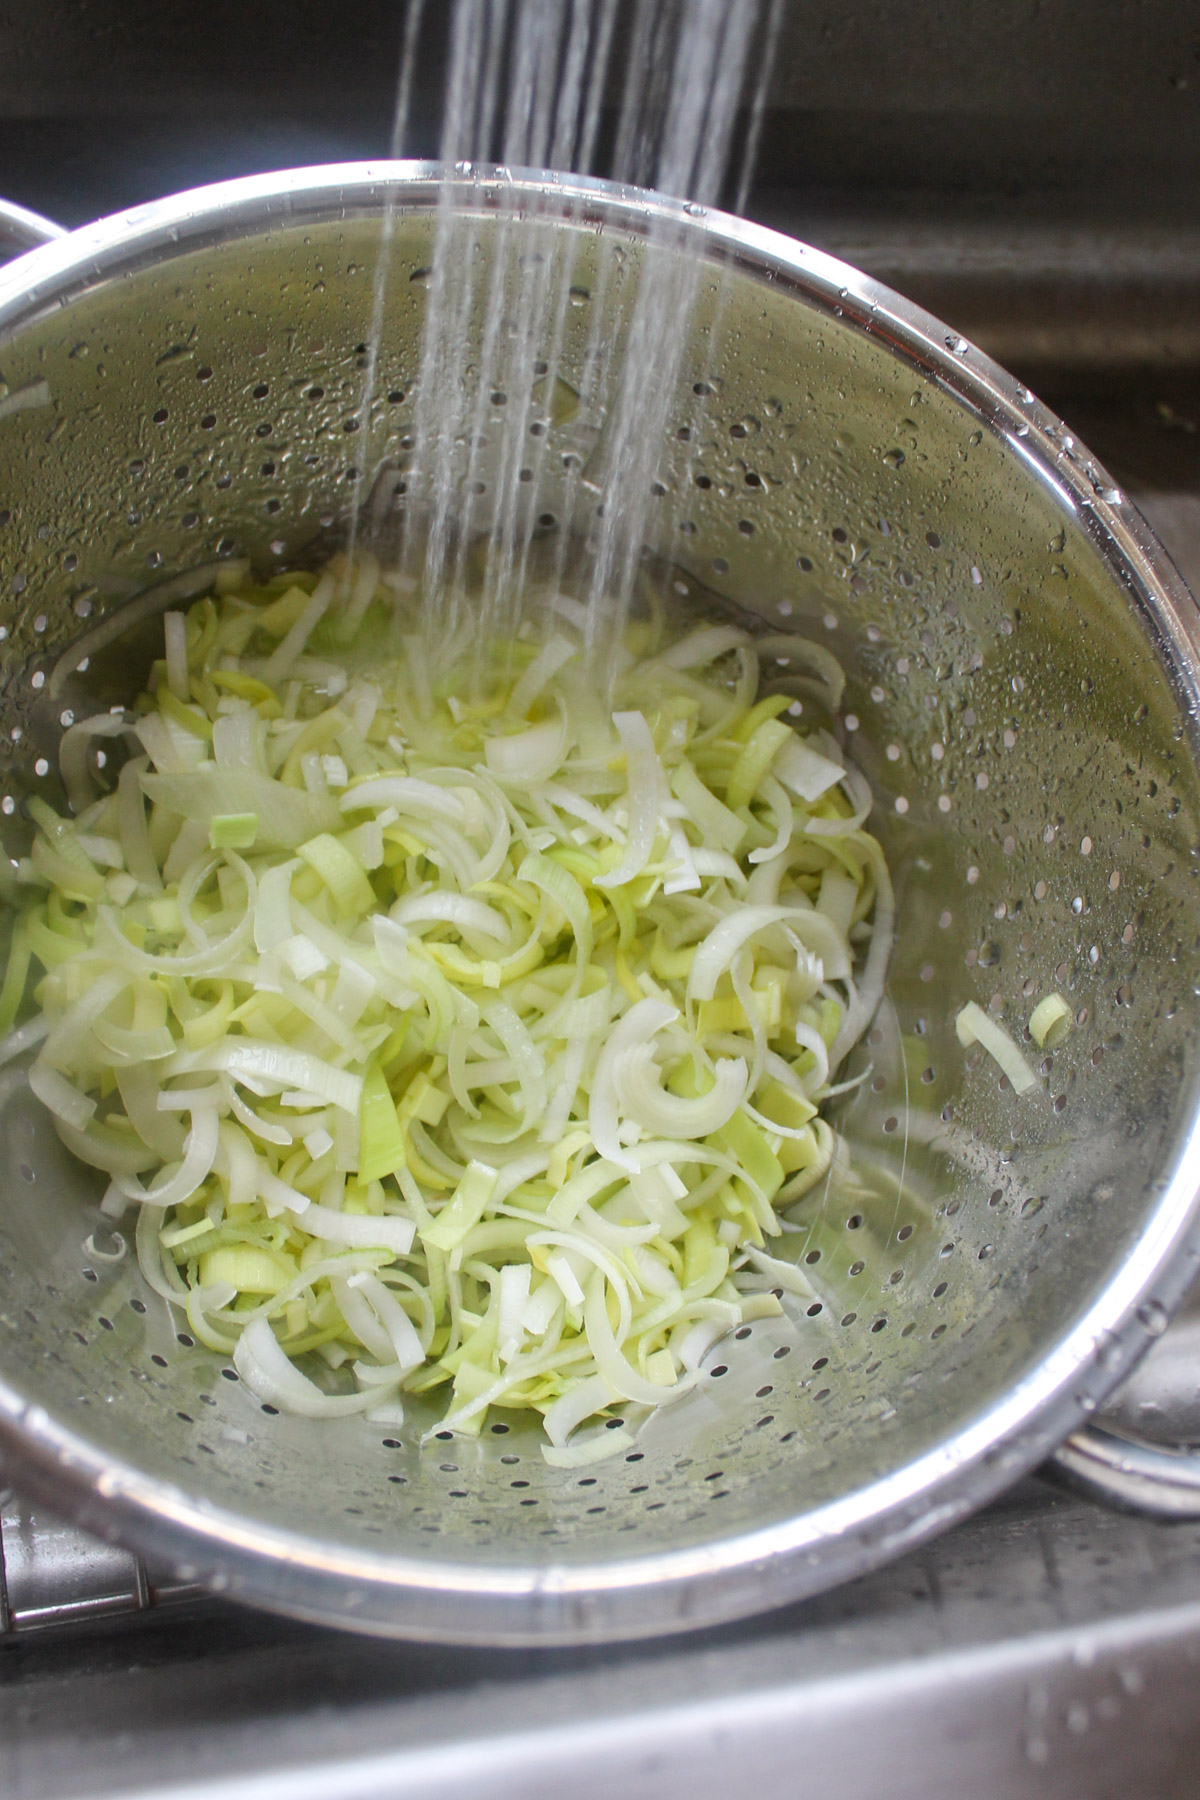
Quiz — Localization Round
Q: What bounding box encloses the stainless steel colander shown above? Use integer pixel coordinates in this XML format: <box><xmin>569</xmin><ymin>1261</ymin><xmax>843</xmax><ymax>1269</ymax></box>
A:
<box><xmin>0</xmin><ymin>164</ymin><xmax>1199</xmax><ymax>1645</ymax></box>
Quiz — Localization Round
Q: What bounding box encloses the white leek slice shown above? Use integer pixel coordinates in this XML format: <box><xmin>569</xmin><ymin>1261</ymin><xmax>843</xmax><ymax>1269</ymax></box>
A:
<box><xmin>955</xmin><ymin>1001</ymin><xmax>1038</xmax><ymax>1095</ymax></box>
<box><xmin>142</xmin><ymin>771</ymin><xmax>339</xmax><ymax>851</ymax></box>
<box><xmin>1029</xmin><ymin>992</ymin><xmax>1073</xmax><ymax>1048</ymax></box>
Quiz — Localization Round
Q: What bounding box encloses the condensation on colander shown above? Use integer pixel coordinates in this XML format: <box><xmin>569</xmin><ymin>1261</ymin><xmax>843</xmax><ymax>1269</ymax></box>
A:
<box><xmin>0</xmin><ymin>198</ymin><xmax>1196</xmax><ymax>1595</ymax></box>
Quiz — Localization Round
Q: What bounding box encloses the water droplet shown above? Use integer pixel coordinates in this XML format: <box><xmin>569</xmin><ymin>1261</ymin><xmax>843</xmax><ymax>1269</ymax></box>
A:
<box><xmin>1137</xmin><ymin>1299</ymin><xmax>1169</xmax><ymax>1336</ymax></box>
<box><xmin>1100</xmin><ymin>485</ymin><xmax>1122</xmax><ymax>504</ymax></box>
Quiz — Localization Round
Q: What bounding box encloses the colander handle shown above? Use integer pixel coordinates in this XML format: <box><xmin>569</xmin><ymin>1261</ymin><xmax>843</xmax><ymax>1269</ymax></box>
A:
<box><xmin>0</xmin><ymin>197</ymin><xmax>67</xmax><ymax>261</ymax></box>
<box><xmin>1050</xmin><ymin>1425</ymin><xmax>1200</xmax><ymax>1518</ymax></box>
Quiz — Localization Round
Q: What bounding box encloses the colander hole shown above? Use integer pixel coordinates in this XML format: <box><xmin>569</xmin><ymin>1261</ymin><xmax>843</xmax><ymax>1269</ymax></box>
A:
<box><xmin>201</xmin><ymin>414</ymin><xmax>216</xmax><ymax>429</ymax></box>
<box><xmin>176</xmin><ymin>1332</ymin><xmax>194</xmax><ymax>1347</ymax></box>
<box><xmin>72</xmin><ymin>1330</ymin><xmax>87</xmax><ymax>1346</ymax></box>
<box><xmin>871</xmin><ymin>1319</ymin><xmax>888</xmax><ymax>1332</ymax></box>
<box><xmin>382</xmin><ymin>1438</ymin><xmax>401</xmax><ymax>1449</ymax></box>
<box><xmin>130</xmin><ymin>1298</ymin><xmax>146</xmax><ymax>1313</ymax></box>
<box><xmin>921</xmin><ymin>1067</ymin><xmax>936</xmax><ymax>1083</ymax></box>
<box><xmin>734</xmin><ymin>1325</ymin><xmax>751</xmax><ymax>1340</ymax></box>
<box><xmin>152</xmin><ymin>408</ymin><xmax>168</xmax><ymax>424</ymax></box>
<box><xmin>177</xmin><ymin>1411</ymin><xmax>193</xmax><ymax>1424</ymax></box>
<box><xmin>932</xmin><ymin>1325</ymin><xmax>947</xmax><ymax>1340</ymax></box>
<box><xmin>252</xmin><ymin>383</ymin><xmax>269</xmax><ymax>399</ymax></box>
<box><xmin>81</xmin><ymin>1265</ymin><xmax>96</xmax><ymax>1280</ymax></box>
<box><xmin>489</xmin><ymin>1421</ymin><xmax>510</xmax><ymax>1434</ymax></box>
<box><xmin>897</xmin><ymin>1225</ymin><xmax>913</xmax><ymax>1242</ymax></box>
<box><xmin>709</xmin><ymin>1365</ymin><xmax>728</xmax><ymax>1378</ymax></box>
<box><xmin>625</xmin><ymin>1453</ymin><xmax>644</xmax><ymax>1463</ymax></box>
<box><xmin>807</xmin><ymin>1303</ymin><xmax>823</xmax><ymax>1317</ymax></box>
<box><xmin>883</xmin><ymin>1116</ymin><xmax>898</xmax><ymax>1133</ymax></box>
<box><xmin>773</xmin><ymin>1346</ymin><xmax>791</xmax><ymax>1359</ymax></box>
<box><xmin>261</xmin><ymin>1404</ymin><xmax>279</xmax><ymax>1416</ymax></box>
<box><xmin>98</xmin><ymin>1316</ymin><xmax>113</xmax><ymax>1332</ymax></box>
<box><xmin>840</xmin><ymin>1313</ymin><xmax>856</xmax><ymax>1327</ymax></box>
<box><xmin>933</xmin><ymin>1281</ymin><xmax>949</xmax><ymax>1297</ymax></box>
<box><xmin>387</xmin><ymin>1475</ymin><xmax>406</xmax><ymax>1485</ymax></box>
<box><xmin>220</xmin><ymin>1367</ymin><xmax>238</xmax><ymax>1381</ymax></box>
<box><xmin>712</xmin><ymin>557</ymin><xmax>728</xmax><ymax>574</ymax></box>
<box><xmin>847</xmin><ymin>1214</ymin><xmax>864</xmax><ymax>1230</ymax></box>
<box><xmin>151</xmin><ymin>1354</ymin><xmax>168</xmax><ymax>1368</ymax></box>
<box><xmin>805</xmin><ymin>1250</ymin><xmax>821</xmax><ymax>1264</ymax></box>
<box><xmin>19</xmin><ymin>1165</ymin><xmax>34</xmax><ymax>1183</ymax></box>
<box><xmin>849</xmin><ymin>1261</ymin><xmax>865</xmax><ymax>1277</ymax></box>
<box><xmin>500</xmin><ymin>1453</ymin><xmax>520</xmax><ymax>1465</ymax></box>
<box><xmin>511</xmin><ymin>1480</ymin><xmax>530</xmax><ymax>1489</ymax></box>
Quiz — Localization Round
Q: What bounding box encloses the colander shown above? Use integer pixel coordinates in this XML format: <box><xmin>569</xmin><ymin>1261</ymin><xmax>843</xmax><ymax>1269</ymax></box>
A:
<box><xmin>0</xmin><ymin>164</ymin><xmax>1199</xmax><ymax>1646</ymax></box>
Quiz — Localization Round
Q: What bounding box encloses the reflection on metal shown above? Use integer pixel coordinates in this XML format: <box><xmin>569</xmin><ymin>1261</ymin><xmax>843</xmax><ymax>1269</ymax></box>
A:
<box><xmin>0</xmin><ymin>1490</ymin><xmax>198</xmax><ymax>1634</ymax></box>
<box><xmin>0</xmin><ymin>197</ymin><xmax>65</xmax><ymax>260</ymax></box>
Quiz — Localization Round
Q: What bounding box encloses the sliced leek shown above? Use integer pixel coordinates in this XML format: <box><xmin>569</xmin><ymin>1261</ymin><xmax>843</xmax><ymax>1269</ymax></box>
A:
<box><xmin>8</xmin><ymin>553</ymin><xmax>889</xmax><ymax>1460</ymax></box>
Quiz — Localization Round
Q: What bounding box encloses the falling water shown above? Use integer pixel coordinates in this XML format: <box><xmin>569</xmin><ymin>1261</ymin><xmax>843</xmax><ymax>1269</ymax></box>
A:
<box><xmin>352</xmin><ymin>0</ymin><xmax>779</xmax><ymax>670</ymax></box>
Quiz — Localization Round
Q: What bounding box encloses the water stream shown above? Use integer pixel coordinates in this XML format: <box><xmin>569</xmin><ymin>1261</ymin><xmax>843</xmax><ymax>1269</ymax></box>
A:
<box><xmin>352</xmin><ymin>0</ymin><xmax>779</xmax><ymax>671</ymax></box>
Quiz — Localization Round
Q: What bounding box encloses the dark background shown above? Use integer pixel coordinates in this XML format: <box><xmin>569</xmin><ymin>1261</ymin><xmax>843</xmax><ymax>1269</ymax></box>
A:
<box><xmin>3</xmin><ymin>1</ymin><xmax>1196</xmax><ymax>228</ymax></box>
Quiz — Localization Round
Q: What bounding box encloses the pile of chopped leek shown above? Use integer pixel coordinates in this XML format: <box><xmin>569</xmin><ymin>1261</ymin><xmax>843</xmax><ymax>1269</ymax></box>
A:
<box><xmin>3</xmin><ymin>555</ymin><xmax>891</xmax><ymax>1464</ymax></box>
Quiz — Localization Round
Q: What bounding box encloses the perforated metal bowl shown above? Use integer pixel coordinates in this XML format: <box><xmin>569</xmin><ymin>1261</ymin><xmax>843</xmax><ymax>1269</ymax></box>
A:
<box><xmin>0</xmin><ymin>165</ymin><xmax>1199</xmax><ymax>1644</ymax></box>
